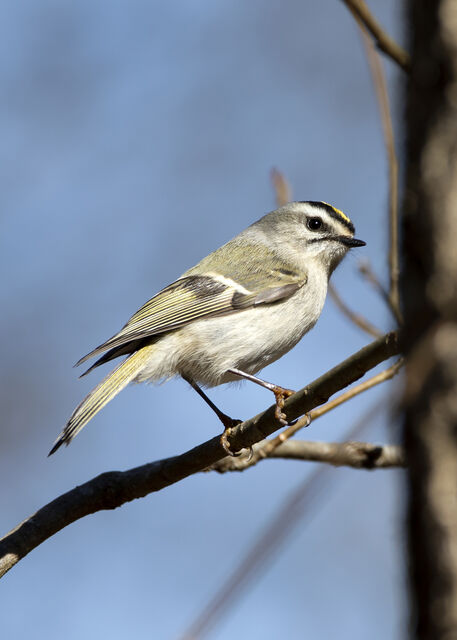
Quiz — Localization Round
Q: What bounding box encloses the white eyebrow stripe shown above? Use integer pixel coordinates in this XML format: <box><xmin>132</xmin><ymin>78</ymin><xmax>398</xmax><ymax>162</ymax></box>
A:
<box><xmin>206</xmin><ymin>273</ymin><xmax>252</xmax><ymax>295</ymax></box>
<box><xmin>320</xmin><ymin>212</ymin><xmax>353</xmax><ymax>234</ymax></box>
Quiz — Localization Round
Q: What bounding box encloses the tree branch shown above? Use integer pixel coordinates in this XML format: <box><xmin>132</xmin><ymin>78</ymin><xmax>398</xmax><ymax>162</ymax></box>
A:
<box><xmin>0</xmin><ymin>331</ymin><xmax>399</xmax><ymax>579</ymax></box>
<box><xmin>341</xmin><ymin>0</ymin><xmax>411</xmax><ymax>72</ymax></box>
<box><xmin>355</xmin><ymin>19</ymin><xmax>402</xmax><ymax>324</ymax></box>
<box><xmin>210</xmin><ymin>358</ymin><xmax>403</xmax><ymax>471</ymax></box>
<box><xmin>212</xmin><ymin>439</ymin><xmax>405</xmax><ymax>471</ymax></box>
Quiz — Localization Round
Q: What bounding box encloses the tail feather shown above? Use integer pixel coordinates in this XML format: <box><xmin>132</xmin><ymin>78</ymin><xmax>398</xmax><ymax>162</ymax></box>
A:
<box><xmin>79</xmin><ymin>339</ymin><xmax>146</xmax><ymax>378</ymax></box>
<box><xmin>49</xmin><ymin>345</ymin><xmax>154</xmax><ymax>455</ymax></box>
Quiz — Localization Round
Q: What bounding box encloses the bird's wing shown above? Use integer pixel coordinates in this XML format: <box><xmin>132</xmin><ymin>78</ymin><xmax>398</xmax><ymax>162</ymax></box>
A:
<box><xmin>76</xmin><ymin>266</ymin><xmax>306</xmax><ymax>371</ymax></box>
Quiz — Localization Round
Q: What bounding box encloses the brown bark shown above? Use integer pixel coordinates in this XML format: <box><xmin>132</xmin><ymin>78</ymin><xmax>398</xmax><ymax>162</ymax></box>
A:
<box><xmin>403</xmin><ymin>2</ymin><xmax>457</xmax><ymax>636</ymax></box>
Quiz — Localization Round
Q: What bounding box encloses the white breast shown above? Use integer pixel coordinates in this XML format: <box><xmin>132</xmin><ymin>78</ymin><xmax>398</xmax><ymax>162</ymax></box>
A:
<box><xmin>176</xmin><ymin>266</ymin><xmax>328</xmax><ymax>387</ymax></box>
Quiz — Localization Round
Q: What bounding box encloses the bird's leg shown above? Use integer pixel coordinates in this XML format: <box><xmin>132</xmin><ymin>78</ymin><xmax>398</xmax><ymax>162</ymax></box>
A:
<box><xmin>227</xmin><ymin>368</ymin><xmax>295</xmax><ymax>425</ymax></box>
<box><xmin>182</xmin><ymin>376</ymin><xmax>242</xmax><ymax>457</ymax></box>
<box><xmin>183</xmin><ymin>376</ymin><xmax>237</xmax><ymax>428</ymax></box>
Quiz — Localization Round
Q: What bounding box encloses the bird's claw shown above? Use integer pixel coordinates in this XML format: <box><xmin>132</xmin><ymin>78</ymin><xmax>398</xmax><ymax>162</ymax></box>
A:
<box><xmin>273</xmin><ymin>386</ymin><xmax>295</xmax><ymax>425</ymax></box>
<box><xmin>220</xmin><ymin>418</ymin><xmax>243</xmax><ymax>457</ymax></box>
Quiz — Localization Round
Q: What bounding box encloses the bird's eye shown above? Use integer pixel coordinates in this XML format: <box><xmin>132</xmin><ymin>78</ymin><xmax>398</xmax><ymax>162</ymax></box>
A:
<box><xmin>307</xmin><ymin>217</ymin><xmax>323</xmax><ymax>231</ymax></box>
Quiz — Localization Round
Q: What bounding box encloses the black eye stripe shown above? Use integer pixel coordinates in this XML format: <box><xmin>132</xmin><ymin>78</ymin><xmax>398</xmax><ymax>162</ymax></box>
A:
<box><xmin>307</xmin><ymin>236</ymin><xmax>329</xmax><ymax>244</ymax></box>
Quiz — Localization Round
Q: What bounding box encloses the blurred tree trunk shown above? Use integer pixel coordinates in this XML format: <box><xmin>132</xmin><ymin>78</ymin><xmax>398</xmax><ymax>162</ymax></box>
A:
<box><xmin>403</xmin><ymin>2</ymin><xmax>457</xmax><ymax>637</ymax></box>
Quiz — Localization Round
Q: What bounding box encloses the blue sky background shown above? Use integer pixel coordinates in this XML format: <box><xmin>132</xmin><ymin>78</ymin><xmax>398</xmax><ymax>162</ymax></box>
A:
<box><xmin>0</xmin><ymin>2</ymin><xmax>406</xmax><ymax>638</ymax></box>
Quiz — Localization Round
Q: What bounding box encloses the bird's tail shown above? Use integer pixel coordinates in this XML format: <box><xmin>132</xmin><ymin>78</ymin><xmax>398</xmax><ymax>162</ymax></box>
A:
<box><xmin>48</xmin><ymin>345</ymin><xmax>155</xmax><ymax>455</ymax></box>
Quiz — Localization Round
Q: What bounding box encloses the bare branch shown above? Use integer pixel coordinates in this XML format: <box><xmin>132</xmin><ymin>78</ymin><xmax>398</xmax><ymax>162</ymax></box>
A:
<box><xmin>274</xmin><ymin>356</ymin><xmax>402</xmax><ymax>444</ymax></box>
<box><xmin>270</xmin><ymin>439</ymin><xmax>404</xmax><ymax>467</ymax></box>
<box><xmin>311</xmin><ymin>356</ymin><xmax>403</xmax><ymax>418</ymax></box>
<box><xmin>329</xmin><ymin>282</ymin><xmax>383</xmax><ymax>338</ymax></box>
<box><xmin>210</xmin><ymin>358</ymin><xmax>403</xmax><ymax>472</ymax></box>
<box><xmin>212</xmin><ymin>439</ymin><xmax>405</xmax><ymax>471</ymax></box>
<box><xmin>0</xmin><ymin>332</ymin><xmax>399</xmax><ymax>578</ymax></box>
<box><xmin>341</xmin><ymin>0</ymin><xmax>410</xmax><ymax>72</ymax></box>
<box><xmin>355</xmin><ymin>20</ymin><xmax>402</xmax><ymax>324</ymax></box>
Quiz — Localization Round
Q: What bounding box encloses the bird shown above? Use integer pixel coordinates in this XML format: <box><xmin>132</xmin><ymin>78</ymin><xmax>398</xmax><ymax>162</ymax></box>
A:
<box><xmin>49</xmin><ymin>201</ymin><xmax>365</xmax><ymax>456</ymax></box>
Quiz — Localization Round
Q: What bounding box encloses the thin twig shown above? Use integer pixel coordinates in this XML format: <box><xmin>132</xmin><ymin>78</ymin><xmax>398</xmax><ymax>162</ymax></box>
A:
<box><xmin>341</xmin><ymin>0</ymin><xmax>410</xmax><ymax>72</ymax></box>
<box><xmin>328</xmin><ymin>282</ymin><xmax>382</xmax><ymax>338</ymax></box>
<box><xmin>271</xmin><ymin>167</ymin><xmax>291</xmax><ymax>207</ymax></box>
<box><xmin>0</xmin><ymin>332</ymin><xmax>399</xmax><ymax>578</ymax></box>
<box><xmin>210</xmin><ymin>358</ymin><xmax>403</xmax><ymax>472</ymax></box>
<box><xmin>354</xmin><ymin>17</ymin><xmax>402</xmax><ymax>324</ymax></box>
<box><xmin>213</xmin><ymin>439</ymin><xmax>405</xmax><ymax>471</ymax></box>
<box><xmin>269</xmin><ymin>439</ymin><xmax>404</xmax><ymax>467</ymax></box>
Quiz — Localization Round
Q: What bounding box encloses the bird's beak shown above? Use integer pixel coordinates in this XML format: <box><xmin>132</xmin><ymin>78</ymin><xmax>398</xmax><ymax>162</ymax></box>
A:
<box><xmin>337</xmin><ymin>236</ymin><xmax>366</xmax><ymax>248</ymax></box>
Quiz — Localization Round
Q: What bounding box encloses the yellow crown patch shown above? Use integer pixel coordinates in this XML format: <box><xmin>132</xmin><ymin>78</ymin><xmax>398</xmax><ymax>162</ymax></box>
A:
<box><xmin>322</xmin><ymin>201</ymin><xmax>351</xmax><ymax>225</ymax></box>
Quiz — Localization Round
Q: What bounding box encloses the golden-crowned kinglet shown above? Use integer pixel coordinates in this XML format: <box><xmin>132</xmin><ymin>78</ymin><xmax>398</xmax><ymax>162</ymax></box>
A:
<box><xmin>49</xmin><ymin>201</ymin><xmax>365</xmax><ymax>455</ymax></box>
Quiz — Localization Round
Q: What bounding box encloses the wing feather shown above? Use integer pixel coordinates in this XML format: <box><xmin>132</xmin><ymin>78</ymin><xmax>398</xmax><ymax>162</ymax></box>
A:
<box><xmin>76</xmin><ymin>268</ymin><xmax>306</xmax><ymax>370</ymax></box>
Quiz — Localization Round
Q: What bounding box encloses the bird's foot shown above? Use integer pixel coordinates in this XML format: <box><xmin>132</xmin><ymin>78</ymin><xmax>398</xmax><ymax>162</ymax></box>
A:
<box><xmin>220</xmin><ymin>417</ymin><xmax>244</xmax><ymax>457</ymax></box>
<box><xmin>272</xmin><ymin>386</ymin><xmax>295</xmax><ymax>425</ymax></box>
